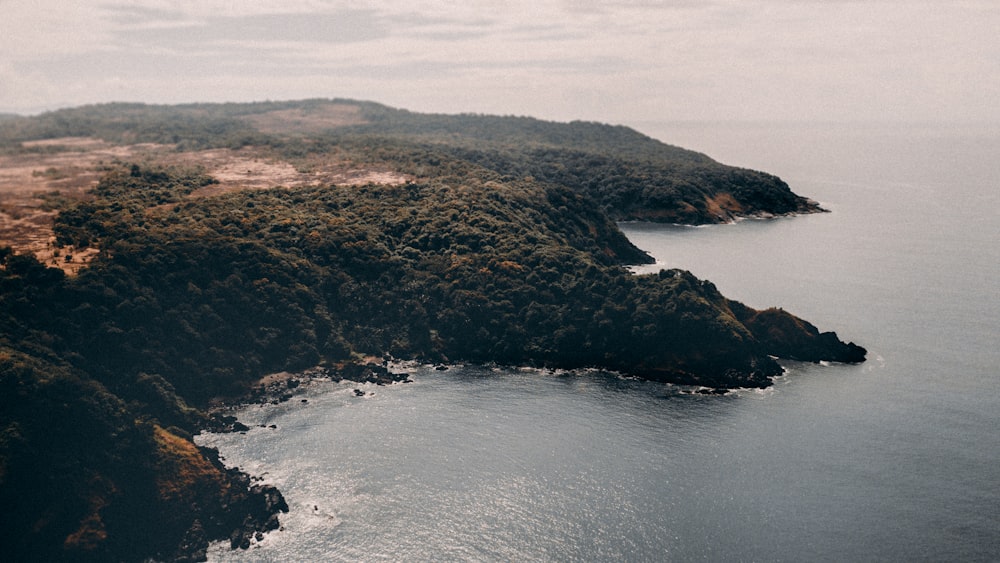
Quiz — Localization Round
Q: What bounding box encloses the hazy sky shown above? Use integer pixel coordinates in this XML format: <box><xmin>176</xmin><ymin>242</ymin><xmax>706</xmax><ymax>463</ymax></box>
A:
<box><xmin>1</xmin><ymin>0</ymin><xmax>998</xmax><ymax>125</ymax></box>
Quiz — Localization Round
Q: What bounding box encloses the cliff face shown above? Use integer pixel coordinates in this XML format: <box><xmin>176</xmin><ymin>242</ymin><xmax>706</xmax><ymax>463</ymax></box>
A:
<box><xmin>0</xmin><ymin>100</ymin><xmax>864</xmax><ymax>560</ymax></box>
<box><xmin>0</xmin><ymin>345</ymin><xmax>287</xmax><ymax>562</ymax></box>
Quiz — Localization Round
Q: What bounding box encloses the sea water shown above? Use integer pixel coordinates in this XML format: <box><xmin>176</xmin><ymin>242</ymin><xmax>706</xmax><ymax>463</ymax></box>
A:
<box><xmin>200</xmin><ymin>122</ymin><xmax>1000</xmax><ymax>561</ymax></box>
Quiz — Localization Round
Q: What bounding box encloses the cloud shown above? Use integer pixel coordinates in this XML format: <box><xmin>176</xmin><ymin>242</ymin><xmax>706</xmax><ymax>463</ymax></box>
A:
<box><xmin>0</xmin><ymin>0</ymin><xmax>997</xmax><ymax>122</ymax></box>
<box><xmin>0</xmin><ymin>1</ymin><xmax>112</xmax><ymax>58</ymax></box>
<box><xmin>111</xmin><ymin>9</ymin><xmax>390</xmax><ymax>51</ymax></box>
<box><xmin>102</xmin><ymin>4</ymin><xmax>192</xmax><ymax>27</ymax></box>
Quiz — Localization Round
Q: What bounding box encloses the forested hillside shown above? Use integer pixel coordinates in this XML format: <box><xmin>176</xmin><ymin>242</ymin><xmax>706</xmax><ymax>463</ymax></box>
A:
<box><xmin>0</xmin><ymin>99</ymin><xmax>821</xmax><ymax>224</ymax></box>
<box><xmin>0</xmin><ymin>100</ymin><xmax>862</xmax><ymax>561</ymax></box>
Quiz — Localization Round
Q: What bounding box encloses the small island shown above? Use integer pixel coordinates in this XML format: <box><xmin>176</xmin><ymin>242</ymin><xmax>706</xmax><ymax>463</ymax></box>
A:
<box><xmin>0</xmin><ymin>100</ymin><xmax>864</xmax><ymax>561</ymax></box>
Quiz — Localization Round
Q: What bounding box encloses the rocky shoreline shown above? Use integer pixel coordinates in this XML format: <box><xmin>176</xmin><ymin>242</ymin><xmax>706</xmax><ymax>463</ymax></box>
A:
<box><xmin>192</xmin><ymin>347</ymin><xmax>868</xmax><ymax>559</ymax></box>
<box><xmin>210</xmin><ymin>361</ymin><xmax>416</xmax><ymax>417</ymax></box>
<box><xmin>187</xmin><ymin>360</ymin><xmax>416</xmax><ymax>560</ymax></box>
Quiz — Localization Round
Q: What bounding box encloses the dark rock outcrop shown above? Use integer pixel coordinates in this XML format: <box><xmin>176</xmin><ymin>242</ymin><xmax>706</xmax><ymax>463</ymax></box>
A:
<box><xmin>732</xmin><ymin>304</ymin><xmax>868</xmax><ymax>365</ymax></box>
<box><xmin>226</xmin><ymin>484</ymin><xmax>288</xmax><ymax>551</ymax></box>
<box><xmin>335</xmin><ymin>362</ymin><xmax>412</xmax><ymax>385</ymax></box>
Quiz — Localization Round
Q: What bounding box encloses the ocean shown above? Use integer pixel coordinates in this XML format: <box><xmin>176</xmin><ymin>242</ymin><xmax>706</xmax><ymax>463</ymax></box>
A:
<box><xmin>199</xmin><ymin>122</ymin><xmax>1000</xmax><ymax>561</ymax></box>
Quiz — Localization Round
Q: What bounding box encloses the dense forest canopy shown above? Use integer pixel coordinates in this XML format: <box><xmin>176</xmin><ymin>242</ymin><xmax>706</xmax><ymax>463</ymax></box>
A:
<box><xmin>0</xmin><ymin>100</ymin><xmax>863</xmax><ymax>561</ymax></box>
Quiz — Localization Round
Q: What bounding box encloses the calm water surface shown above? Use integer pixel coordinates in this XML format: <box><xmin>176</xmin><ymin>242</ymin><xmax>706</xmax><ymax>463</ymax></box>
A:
<box><xmin>201</xmin><ymin>123</ymin><xmax>1000</xmax><ymax>561</ymax></box>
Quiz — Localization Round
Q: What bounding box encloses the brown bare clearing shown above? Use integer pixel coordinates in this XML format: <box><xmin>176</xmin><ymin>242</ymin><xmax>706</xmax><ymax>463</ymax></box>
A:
<box><xmin>21</xmin><ymin>137</ymin><xmax>109</xmax><ymax>150</ymax></box>
<box><xmin>704</xmin><ymin>193</ymin><xmax>746</xmax><ymax>220</ymax></box>
<box><xmin>177</xmin><ymin>148</ymin><xmax>410</xmax><ymax>198</ymax></box>
<box><xmin>0</xmin><ymin>137</ymin><xmax>409</xmax><ymax>274</ymax></box>
<box><xmin>0</xmin><ymin>139</ymin><xmax>171</xmax><ymax>273</ymax></box>
<box><xmin>240</xmin><ymin>104</ymin><xmax>368</xmax><ymax>134</ymax></box>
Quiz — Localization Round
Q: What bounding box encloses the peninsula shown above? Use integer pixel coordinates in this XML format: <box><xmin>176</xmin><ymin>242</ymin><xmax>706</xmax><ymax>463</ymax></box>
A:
<box><xmin>0</xmin><ymin>100</ymin><xmax>864</xmax><ymax>561</ymax></box>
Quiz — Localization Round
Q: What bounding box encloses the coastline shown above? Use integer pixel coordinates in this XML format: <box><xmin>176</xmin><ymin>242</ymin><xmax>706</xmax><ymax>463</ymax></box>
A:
<box><xmin>188</xmin><ymin>360</ymin><xmax>416</xmax><ymax>558</ymax></box>
<box><xmin>195</xmin><ymin>345</ymin><xmax>869</xmax><ymax>558</ymax></box>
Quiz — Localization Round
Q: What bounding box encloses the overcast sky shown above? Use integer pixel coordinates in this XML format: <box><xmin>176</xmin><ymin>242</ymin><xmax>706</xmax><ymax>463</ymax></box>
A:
<box><xmin>1</xmin><ymin>0</ymin><xmax>998</xmax><ymax>125</ymax></box>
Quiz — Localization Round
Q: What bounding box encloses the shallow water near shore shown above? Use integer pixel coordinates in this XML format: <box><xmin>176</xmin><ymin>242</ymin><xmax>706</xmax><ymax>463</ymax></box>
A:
<box><xmin>200</xmin><ymin>122</ymin><xmax>1000</xmax><ymax>561</ymax></box>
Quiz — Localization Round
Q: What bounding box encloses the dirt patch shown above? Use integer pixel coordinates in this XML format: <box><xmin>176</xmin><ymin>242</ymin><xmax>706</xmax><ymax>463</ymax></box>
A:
<box><xmin>0</xmin><ymin>138</ymin><xmax>410</xmax><ymax>274</ymax></box>
<box><xmin>0</xmin><ymin>139</ymin><xmax>168</xmax><ymax>196</ymax></box>
<box><xmin>704</xmin><ymin>193</ymin><xmax>746</xmax><ymax>221</ymax></box>
<box><xmin>177</xmin><ymin>147</ymin><xmax>410</xmax><ymax>198</ymax></box>
<box><xmin>240</xmin><ymin>104</ymin><xmax>368</xmax><ymax>134</ymax></box>
<box><xmin>0</xmin><ymin>139</ymin><xmax>172</xmax><ymax>272</ymax></box>
<box><xmin>180</xmin><ymin>149</ymin><xmax>312</xmax><ymax>197</ymax></box>
<box><xmin>21</xmin><ymin>137</ymin><xmax>110</xmax><ymax>150</ymax></box>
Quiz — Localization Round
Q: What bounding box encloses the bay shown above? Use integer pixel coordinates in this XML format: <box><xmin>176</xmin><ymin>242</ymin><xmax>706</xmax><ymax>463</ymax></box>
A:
<box><xmin>200</xmin><ymin>122</ymin><xmax>1000</xmax><ymax>561</ymax></box>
